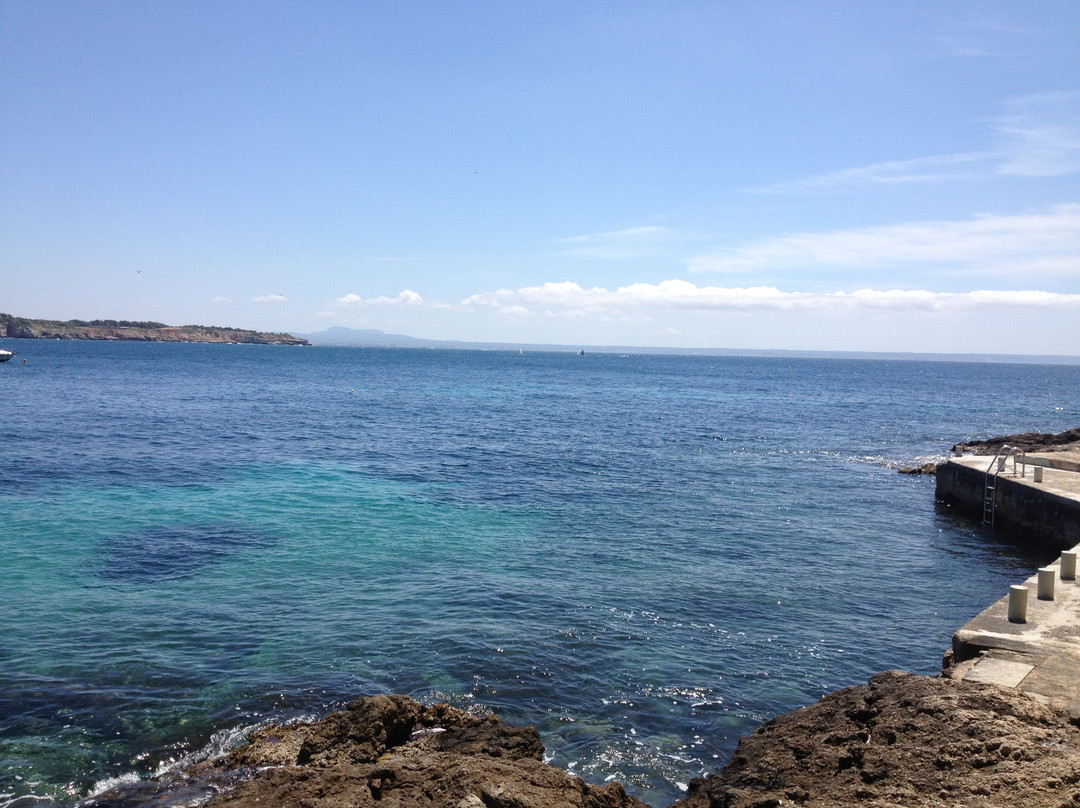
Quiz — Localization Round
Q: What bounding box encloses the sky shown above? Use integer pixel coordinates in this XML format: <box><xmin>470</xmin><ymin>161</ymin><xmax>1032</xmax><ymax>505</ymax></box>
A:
<box><xmin>2</xmin><ymin>1</ymin><xmax>1079</xmax><ymax>354</ymax></box>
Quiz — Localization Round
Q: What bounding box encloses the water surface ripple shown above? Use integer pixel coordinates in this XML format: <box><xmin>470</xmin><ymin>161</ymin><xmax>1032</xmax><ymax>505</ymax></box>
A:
<box><xmin>1</xmin><ymin>343</ymin><xmax>1076</xmax><ymax>806</ymax></box>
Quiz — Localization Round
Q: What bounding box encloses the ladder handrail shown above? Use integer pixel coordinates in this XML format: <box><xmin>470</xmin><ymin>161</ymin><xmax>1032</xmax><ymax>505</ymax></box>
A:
<box><xmin>982</xmin><ymin>445</ymin><xmax>1026</xmax><ymax>528</ymax></box>
<box><xmin>985</xmin><ymin>445</ymin><xmax>1027</xmax><ymax>477</ymax></box>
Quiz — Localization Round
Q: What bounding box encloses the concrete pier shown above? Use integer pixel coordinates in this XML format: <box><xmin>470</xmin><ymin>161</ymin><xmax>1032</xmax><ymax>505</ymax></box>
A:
<box><xmin>940</xmin><ymin>450</ymin><xmax>1080</xmax><ymax>716</ymax></box>
<box><xmin>950</xmin><ymin>542</ymin><xmax>1080</xmax><ymax>718</ymax></box>
<box><xmin>936</xmin><ymin>451</ymin><xmax>1080</xmax><ymax>549</ymax></box>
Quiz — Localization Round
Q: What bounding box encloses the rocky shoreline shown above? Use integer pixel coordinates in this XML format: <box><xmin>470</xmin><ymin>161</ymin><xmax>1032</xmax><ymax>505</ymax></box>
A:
<box><xmin>951</xmin><ymin>428</ymin><xmax>1080</xmax><ymax>456</ymax></box>
<box><xmin>897</xmin><ymin>427</ymin><xmax>1080</xmax><ymax>476</ymax></box>
<box><xmin>82</xmin><ymin>674</ymin><xmax>1080</xmax><ymax>808</ymax></box>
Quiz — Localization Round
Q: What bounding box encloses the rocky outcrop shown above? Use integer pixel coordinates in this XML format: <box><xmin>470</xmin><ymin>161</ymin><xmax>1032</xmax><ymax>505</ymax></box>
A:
<box><xmin>81</xmin><ymin>694</ymin><xmax>647</xmax><ymax>808</ymax></box>
<box><xmin>0</xmin><ymin>313</ymin><xmax>307</xmax><ymax>345</ymax></box>
<box><xmin>81</xmin><ymin>678</ymin><xmax>1080</xmax><ymax>808</ymax></box>
<box><xmin>672</xmin><ymin>671</ymin><xmax>1080</xmax><ymax>808</ymax></box>
<box><xmin>953</xmin><ymin>428</ymin><xmax>1080</xmax><ymax>455</ymax></box>
<box><xmin>897</xmin><ymin>463</ymin><xmax>937</xmax><ymax>475</ymax></box>
<box><xmin>902</xmin><ymin>427</ymin><xmax>1080</xmax><ymax>477</ymax></box>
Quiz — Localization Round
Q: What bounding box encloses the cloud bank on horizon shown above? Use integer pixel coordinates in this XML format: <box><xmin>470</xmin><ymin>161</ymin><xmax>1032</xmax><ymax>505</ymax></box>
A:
<box><xmin>334</xmin><ymin>205</ymin><xmax>1080</xmax><ymax>343</ymax></box>
<box><xmin>2</xmin><ymin>2</ymin><xmax>1079</xmax><ymax>354</ymax></box>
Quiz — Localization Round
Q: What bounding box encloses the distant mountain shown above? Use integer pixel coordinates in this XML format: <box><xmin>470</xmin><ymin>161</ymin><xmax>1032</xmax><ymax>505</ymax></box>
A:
<box><xmin>298</xmin><ymin>327</ymin><xmax>440</xmax><ymax>348</ymax></box>
<box><xmin>297</xmin><ymin>327</ymin><xmax>566</xmax><ymax>351</ymax></box>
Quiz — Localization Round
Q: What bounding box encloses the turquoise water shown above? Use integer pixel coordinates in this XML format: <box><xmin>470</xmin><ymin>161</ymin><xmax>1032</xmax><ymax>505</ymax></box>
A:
<box><xmin>1</xmin><ymin>341</ymin><xmax>1077</xmax><ymax>806</ymax></box>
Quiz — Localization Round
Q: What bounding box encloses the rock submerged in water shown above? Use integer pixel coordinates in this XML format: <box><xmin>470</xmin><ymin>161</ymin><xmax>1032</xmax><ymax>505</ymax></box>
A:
<box><xmin>897</xmin><ymin>463</ymin><xmax>938</xmax><ymax>475</ymax></box>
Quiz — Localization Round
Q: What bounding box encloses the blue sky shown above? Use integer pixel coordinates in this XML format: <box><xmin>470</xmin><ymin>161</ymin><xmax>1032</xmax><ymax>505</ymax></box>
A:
<box><xmin>3</xmin><ymin>1</ymin><xmax>1079</xmax><ymax>353</ymax></box>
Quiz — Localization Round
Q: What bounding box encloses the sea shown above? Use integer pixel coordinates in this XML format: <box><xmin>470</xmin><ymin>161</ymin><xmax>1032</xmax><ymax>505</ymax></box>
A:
<box><xmin>2</xmin><ymin>340</ymin><xmax>1078</xmax><ymax>807</ymax></box>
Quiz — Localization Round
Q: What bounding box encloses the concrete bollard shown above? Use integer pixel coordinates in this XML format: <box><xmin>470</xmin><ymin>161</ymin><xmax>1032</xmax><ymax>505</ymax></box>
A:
<box><xmin>1038</xmin><ymin>567</ymin><xmax>1056</xmax><ymax>600</ymax></box>
<box><xmin>1034</xmin><ymin>466</ymin><xmax>1044</xmax><ymax>483</ymax></box>
<box><xmin>1061</xmin><ymin>551</ymin><xmax>1077</xmax><ymax>581</ymax></box>
<box><xmin>953</xmin><ymin>446</ymin><xmax>963</xmax><ymax>457</ymax></box>
<box><xmin>1008</xmin><ymin>585</ymin><xmax>1029</xmax><ymax>623</ymax></box>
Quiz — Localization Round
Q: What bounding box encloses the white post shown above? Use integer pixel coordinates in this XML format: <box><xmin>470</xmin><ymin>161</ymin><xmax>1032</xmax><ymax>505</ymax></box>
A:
<box><xmin>1061</xmin><ymin>551</ymin><xmax>1077</xmax><ymax>581</ymax></box>
<box><xmin>1034</xmin><ymin>466</ymin><xmax>1044</xmax><ymax>483</ymax></box>
<box><xmin>1008</xmin><ymin>585</ymin><xmax>1028</xmax><ymax>623</ymax></box>
<box><xmin>1038</xmin><ymin>567</ymin><xmax>1056</xmax><ymax>600</ymax></box>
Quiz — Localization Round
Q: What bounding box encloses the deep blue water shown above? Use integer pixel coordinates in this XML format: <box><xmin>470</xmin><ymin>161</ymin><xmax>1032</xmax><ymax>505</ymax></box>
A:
<box><xmin>1</xmin><ymin>341</ymin><xmax>1077</xmax><ymax>806</ymax></box>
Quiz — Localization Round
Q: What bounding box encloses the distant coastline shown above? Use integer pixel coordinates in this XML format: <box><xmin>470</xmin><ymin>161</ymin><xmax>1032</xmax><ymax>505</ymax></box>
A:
<box><xmin>298</xmin><ymin>326</ymin><xmax>1080</xmax><ymax>365</ymax></box>
<box><xmin>0</xmin><ymin>313</ymin><xmax>308</xmax><ymax>346</ymax></box>
<box><xmin>4</xmin><ymin>316</ymin><xmax>1078</xmax><ymax>362</ymax></box>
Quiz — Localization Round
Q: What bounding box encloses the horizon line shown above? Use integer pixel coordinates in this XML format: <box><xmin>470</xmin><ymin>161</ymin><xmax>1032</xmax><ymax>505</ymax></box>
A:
<box><xmin>297</xmin><ymin>327</ymin><xmax>1080</xmax><ymax>365</ymax></box>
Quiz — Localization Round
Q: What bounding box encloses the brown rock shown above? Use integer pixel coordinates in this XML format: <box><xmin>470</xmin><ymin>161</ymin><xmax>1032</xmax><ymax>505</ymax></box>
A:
<box><xmin>953</xmin><ymin>428</ymin><xmax>1080</xmax><ymax>455</ymax></box>
<box><xmin>670</xmin><ymin>671</ymin><xmax>1080</xmax><ymax>808</ymax></box>
<box><xmin>897</xmin><ymin>463</ymin><xmax>938</xmax><ymax>475</ymax></box>
<box><xmin>81</xmin><ymin>674</ymin><xmax>1080</xmax><ymax>808</ymax></box>
<box><xmin>83</xmin><ymin>695</ymin><xmax>646</xmax><ymax>808</ymax></box>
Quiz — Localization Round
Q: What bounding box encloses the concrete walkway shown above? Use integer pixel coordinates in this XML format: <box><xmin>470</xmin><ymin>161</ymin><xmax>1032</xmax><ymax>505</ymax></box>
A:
<box><xmin>951</xmin><ymin>544</ymin><xmax>1080</xmax><ymax>717</ymax></box>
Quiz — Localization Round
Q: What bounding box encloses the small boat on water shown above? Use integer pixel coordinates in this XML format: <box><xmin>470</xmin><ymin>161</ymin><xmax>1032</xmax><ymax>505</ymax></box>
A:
<box><xmin>0</xmin><ymin>350</ymin><xmax>14</xmax><ymax>362</ymax></box>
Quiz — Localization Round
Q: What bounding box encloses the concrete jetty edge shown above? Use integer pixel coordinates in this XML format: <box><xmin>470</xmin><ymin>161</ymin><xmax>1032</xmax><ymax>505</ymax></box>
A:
<box><xmin>936</xmin><ymin>452</ymin><xmax>1080</xmax><ymax>550</ymax></box>
<box><xmin>947</xmin><ymin>539</ymin><xmax>1080</xmax><ymax>720</ymax></box>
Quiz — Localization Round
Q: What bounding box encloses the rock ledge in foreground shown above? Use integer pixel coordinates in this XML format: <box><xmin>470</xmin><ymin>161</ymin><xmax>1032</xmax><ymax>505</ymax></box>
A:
<box><xmin>82</xmin><ymin>694</ymin><xmax>647</xmax><ymax>808</ymax></box>
<box><xmin>83</xmin><ymin>673</ymin><xmax>1080</xmax><ymax>808</ymax></box>
<box><xmin>671</xmin><ymin>670</ymin><xmax>1080</xmax><ymax>808</ymax></box>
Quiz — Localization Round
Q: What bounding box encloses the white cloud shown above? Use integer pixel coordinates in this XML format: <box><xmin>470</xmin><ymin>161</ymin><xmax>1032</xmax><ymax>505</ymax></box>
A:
<box><xmin>689</xmin><ymin>205</ymin><xmax>1080</xmax><ymax>276</ymax></box>
<box><xmin>497</xmin><ymin>305</ymin><xmax>532</xmax><ymax>318</ymax></box>
<box><xmin>750</xmin><ymin>93</ymin><xmax>1080</xmax><ymax>193</ymax></box>
<box><xmin>996</xmin><ymin>91</ymin><xmax>1080</xmax><ymax>177</ymax></box>
<box><xmin>460</xmin><ymin>279</ymin><xmax>1080</xmax><ymax>315</ymax></box>
<box><xmin>212</xmin><ymin>296</ymin><xmax>231</xmax><ymax>303</ymax></box>
<box><xmin>749</xmin><ymin>153</ymin><xmax>992</xmax><ymax>193</ymax></box>
<box><xmin>252</xmin><ymin>294</ymin><xmax>286</xmax><ymax>303</ymax></box>
<box><xmin>935</xmin><ymin>19</ymin><xmax>1035</xmax><ymax>60</ymax></box>
<box><xmin>336</xmin><ymin>289</ymin><xmax>425</xmax><ymax>306</ymax></box>
<box><xmin>556</xmin><ymin>225</ymin><xmax>673</xmax><ymax>259</ymax></box>
<box><xmin>464</xmin><ymin>282</ymin><xmax>610</xmax><ymax>312</ymax></box>
<box><xmin>559</xmin><ymin>226</ymin><xmax>668</xmax><ymax>243</ymax></box>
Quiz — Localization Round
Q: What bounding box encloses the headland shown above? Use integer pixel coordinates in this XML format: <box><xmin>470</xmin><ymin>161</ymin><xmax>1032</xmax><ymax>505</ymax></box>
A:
<box><xmin>0</xmin><ymin>313</ymin><xmax>308</xmax><ymax>346</ymax></box>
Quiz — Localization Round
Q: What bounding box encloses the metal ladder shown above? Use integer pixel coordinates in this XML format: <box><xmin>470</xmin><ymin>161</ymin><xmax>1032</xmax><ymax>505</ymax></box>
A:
<box><xmin>983</xmin><ymin>445</ymin><xmax>1026</xmax><ymax>527</ymax></box>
